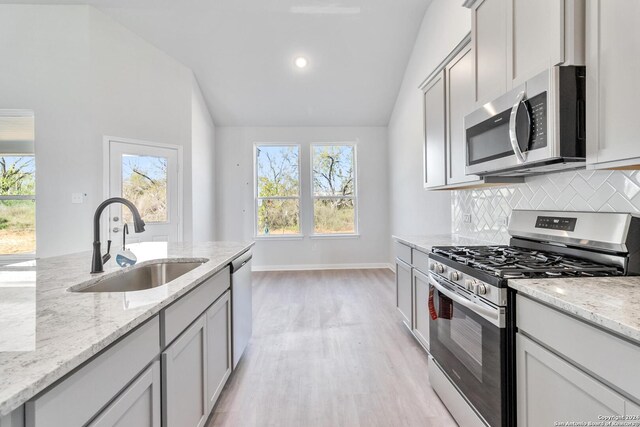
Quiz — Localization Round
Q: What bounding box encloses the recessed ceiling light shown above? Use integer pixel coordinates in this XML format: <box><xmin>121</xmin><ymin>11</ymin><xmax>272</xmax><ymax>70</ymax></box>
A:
<box><xmin>294</xmin><ymin>56</ymin><xmax>308</xmax><ymax>69</ymax></box>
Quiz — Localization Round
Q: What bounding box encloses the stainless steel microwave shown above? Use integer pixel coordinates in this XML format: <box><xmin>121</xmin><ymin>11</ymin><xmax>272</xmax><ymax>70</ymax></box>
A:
<box><xmin>464</xmin><ymin>66</ymin><xmax>586</xmax><ymax>176</ymax></box>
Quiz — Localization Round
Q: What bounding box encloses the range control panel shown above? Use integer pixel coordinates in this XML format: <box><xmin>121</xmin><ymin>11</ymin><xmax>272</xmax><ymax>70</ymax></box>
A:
<box><xmin>535</xmin><ymin>216</ymin><xmax>577</xmax><ymax>231</ymax></box>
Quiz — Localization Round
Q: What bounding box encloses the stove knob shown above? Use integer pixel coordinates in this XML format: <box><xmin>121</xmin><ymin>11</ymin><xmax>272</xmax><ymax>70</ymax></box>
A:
<box><xmin>435</xmin><ymin>263</ymin><xmax>445</xmax><ymax>274</ymax></box>
<box><xmin>449</xmin><ymin>271</ymin><xmax>461</xmax><ymax>281</ymax></box>
<box><xmin>429</xmin><ymin>263</ymin><xmax>435</xmax><ymax>271</ymax></box>
<box><xmin>476</xmin><ymin>283</ymin><xmax>487</xmax><ymax>295</ymax></box>
<box><xmin>464</xmin><ymin>279</ymin><xmax>475</xmax><ymax>292</ymax></box>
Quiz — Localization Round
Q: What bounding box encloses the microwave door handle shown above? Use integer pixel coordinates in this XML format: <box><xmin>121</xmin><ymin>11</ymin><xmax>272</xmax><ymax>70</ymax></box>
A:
<box><xmin>509</xmin><ymin>91</ymin><xmax>528</xmax><ymax>164</ymax></box>
<box><xmin>428</xmin><ymin>273</ymin><xmax>503</xmax><ymax>327</ymax></box>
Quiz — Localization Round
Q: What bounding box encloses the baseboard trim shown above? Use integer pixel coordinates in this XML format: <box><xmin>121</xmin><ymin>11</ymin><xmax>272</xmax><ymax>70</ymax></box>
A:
<box><xmin>252</xmin><ymin>263</ymin><xmax>394</xmax><ymax>272</ymax></box>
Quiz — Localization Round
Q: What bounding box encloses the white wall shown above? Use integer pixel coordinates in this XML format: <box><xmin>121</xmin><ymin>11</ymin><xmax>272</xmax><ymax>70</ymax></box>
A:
<box><xmin>191</xmin><ymin>79</ymin><xmax>217</xmax><ymax>241</ymax></box>
<box><xmin>387</xmin><ymin>0</ymin><xmax>470</xmax><ymax>252</ymax></box>
<box><xmin>216</xmin><ymin>126</ymin><xmax>389</xmax><ymax>269</ymax></box>
<box><xmin>0</xmin><ymin>5</ymin><xmax>215</xmax><ymax>257</ymax></box>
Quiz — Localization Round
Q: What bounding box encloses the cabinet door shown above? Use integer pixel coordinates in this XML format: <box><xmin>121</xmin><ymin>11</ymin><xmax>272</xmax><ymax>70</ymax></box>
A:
<box><xmin>445</xmin><ymin>44</ymin><xmax>480</xmax><ymax>186</ymax></box>
<box><xmin>586</xmin><ymin>0</ymin><xmax>640</xmax><ymax>167</ymax></box>
<box><xmin>412</xmin><ymin>270</ymin><xmax>430</xmax><ymax>352</ymax></box>
<box><xmin>506</xmin><ymin>0</ymin><xmax>564</xmax><ymax>87</ymax></box>
<box><xmin>89</xmin><ymin>361</ymin><xmax>161</xmax><ymax>427</ymax></box>
<box><xmin>423</xmin><ymin>70</ymin><xmax>447</xmax><ymax>188</ymax></box>
<box><xmin>163</xmin><ymin>315</ymin><xmax>208</xmax><ymax>427</ymax></box>
<box><xmin>472</xmin><ymin>0</ymin><xmax>507</xmax><ymax>105</ymax></box>
<box><xmin>396</xmin><ymin>259</ymin><xmax>412</xmax><ymax>329</ymax></box>
<box><xmin>206</xmin><ymin>290</ymin><xmax>232</xmax><ymax>413</ymax></box>
<box><xmin>517</xmin><ymin>333</ymin><xmax>625</xmax><ymax>426</ymax></box>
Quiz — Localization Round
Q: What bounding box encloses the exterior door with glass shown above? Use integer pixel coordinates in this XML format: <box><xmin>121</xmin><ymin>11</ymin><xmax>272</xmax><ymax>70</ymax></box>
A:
<box><xmin>107</xmin><ymin>139</ymin><xmax>180</xmax><ymax>244</ymax></box>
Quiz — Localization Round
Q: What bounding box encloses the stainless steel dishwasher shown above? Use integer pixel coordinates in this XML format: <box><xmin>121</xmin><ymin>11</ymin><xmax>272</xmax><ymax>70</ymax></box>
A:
<box><xmin>231</xmin><ymin>250</ymin><xmax>252</xmax><ymax>368</ymax></box>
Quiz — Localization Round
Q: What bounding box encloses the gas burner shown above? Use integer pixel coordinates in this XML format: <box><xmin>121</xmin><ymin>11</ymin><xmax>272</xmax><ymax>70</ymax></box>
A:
<box><xmin>432</xmin><ymin>245</ymin><xmax>623</xmax><ymax>279</ymax></box>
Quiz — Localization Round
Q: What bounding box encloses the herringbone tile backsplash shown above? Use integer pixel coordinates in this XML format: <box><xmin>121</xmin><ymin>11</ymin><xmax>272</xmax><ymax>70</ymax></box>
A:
<box><xmin>452</xmin><ymin>170</ymin><xmax>640</xmax><ymax>244</ymax></box>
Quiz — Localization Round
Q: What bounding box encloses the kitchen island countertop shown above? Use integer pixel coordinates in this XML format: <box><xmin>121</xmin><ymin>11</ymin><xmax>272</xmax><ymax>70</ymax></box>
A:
<box><xmin>0</xmin><ymin>240</ymin><xmax>253</xmax><ymax>417</ymax></box>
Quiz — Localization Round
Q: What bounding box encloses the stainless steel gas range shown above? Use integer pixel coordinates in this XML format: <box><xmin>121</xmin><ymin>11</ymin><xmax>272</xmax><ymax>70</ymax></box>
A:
<box><xmin>427</xmin><ymin>210</ymin><xmax>640</xmax><ymax>427</ymax></box>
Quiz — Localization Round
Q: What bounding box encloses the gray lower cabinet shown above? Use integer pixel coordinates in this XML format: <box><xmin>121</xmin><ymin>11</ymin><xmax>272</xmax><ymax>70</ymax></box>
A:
<box><xmin>412</xmin><ymin>269</ymin><xmax>430</xmax><ymax>352</ymax></box>
<box><xmin>0</xmin><ymin>407</ymin><xmax>24</xmax><ymax>427</ymax></box>
<box><xmin>517</xmin><ymin>333</ymin><xmax>625</xmax><ymax>426</ymax></box>
<box><xmin>206</xmin><ymin>290</ymin><xmax>232</xmax><ymax>413</ymax></box>
<box><xmin>163</xmin><ymin>290</ymin><xmax>232</xmax><ymax>427</ymax></box>
<box><xmin>516</xmin><ymin>294</ymin><xmax>640</xmax><ymax>425</ymax></box>
<box><xmin>395</xmin><ymin>259</ymin><xmax>413</xmax><ymax>329</ymax></box>
<box><xmin>89</xmin><ymin>361</ymin><xmax>161</xmax><ymax>427</ymax></box>
<box><xmin>162</xmin><ymin>314</ymin><xmax>208</xmax><ymax>427</ymax></box>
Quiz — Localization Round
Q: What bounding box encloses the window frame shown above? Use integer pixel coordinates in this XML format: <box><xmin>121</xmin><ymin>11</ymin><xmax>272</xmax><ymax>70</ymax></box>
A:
<box><xmin>253</xmin><ymin>143</ymin><xmax>303</xmax><ymax>239</ymax></box>
<box><xmin>310</xmin><ymin>142</ymin><xmax>359</xmax><ymax>237</ymax></box>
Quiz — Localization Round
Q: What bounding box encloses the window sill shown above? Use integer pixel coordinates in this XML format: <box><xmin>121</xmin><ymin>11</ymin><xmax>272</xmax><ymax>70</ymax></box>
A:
<box><xmin>309</xmin><ymin>234</ymin><xmax>360</xmax><ymax>240</ymax></box>
<box><xmin>254</xmin><ymin>235</ymin><xmax>304</xmax><ymax>241</ymax></box>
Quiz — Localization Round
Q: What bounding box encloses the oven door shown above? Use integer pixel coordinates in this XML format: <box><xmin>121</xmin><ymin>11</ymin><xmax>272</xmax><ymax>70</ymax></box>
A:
<box><xmin>465</xmin><ymin>69</ymin><xmax>552</xmax><ymax>176</ymax></box>
<box><xmin>428</xmin><ymin>273</ymin><xmax>507</xmax><ymax>427</ymax></box>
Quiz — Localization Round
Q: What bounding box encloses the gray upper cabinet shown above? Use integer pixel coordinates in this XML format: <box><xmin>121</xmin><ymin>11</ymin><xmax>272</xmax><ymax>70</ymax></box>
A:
<box><xmin>89</xmin><ymin>361</ymin><xmax>161</xmax><ymax>427</ymax></box>
<box><xmin>507</xmin><ymin>0</ymin><xmax>573</xmax><ymax>87</ymax></box>
<box><xmin>206</xmin><ymin>290</ymin><xmax>232</xmax><ymax>413</ymax></box>
<box><xmin>162</xmin><ymin>315</ymin><xmax>208</xmax><ymax>427</ymax></box>
<box><xmin>472</xmin><ymin>0</ymin><xmax>508</xmax><ymax>106</ymax></box>
<box><xmin>423</xmin><ymin>70</ymin><xmax>447</xmax><ymax>189</ymax></box>
<box><xmin>469</xmin><ymin>0</ymin><xmax>584</xmax><ymax>106</ymax></box>
<box><xmin>586</xmin><ymin>0</ymin><xmax>640</xmax><ymax>168</ymax></box>
<box><xmin>446</xmin><ymin>43</ymin><xmax>480</xmax><ymax>186</ymax></box>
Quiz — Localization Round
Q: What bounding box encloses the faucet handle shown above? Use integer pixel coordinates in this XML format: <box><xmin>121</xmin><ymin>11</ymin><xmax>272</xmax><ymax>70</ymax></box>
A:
<box><xmin>102</xmin><ymin>240</ymin><xmax>112</xmax><ymax>265</ymax></box>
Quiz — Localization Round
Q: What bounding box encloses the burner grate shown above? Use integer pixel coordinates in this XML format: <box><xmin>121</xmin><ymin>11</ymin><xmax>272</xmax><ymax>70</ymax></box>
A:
<box><xmin>432</xmin><ymin>245</ymin><xmax>623</xmax><ymax>279</ymax></box>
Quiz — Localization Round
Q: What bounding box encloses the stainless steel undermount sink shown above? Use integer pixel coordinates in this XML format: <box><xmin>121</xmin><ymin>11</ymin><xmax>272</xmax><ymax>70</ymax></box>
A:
<box><xmin>69</xmin><ymin>259</ymin><xmax>207</xmax><ymax>293</ymax></box>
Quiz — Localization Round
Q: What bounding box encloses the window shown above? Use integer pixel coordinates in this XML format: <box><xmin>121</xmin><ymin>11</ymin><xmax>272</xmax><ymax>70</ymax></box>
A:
<box><xmin>311</xmin><ymin>144</ymin><xmax>357</xmax><ymax>235</ymax></box>
<box><xmin>255</xmin><ymin>144</ymin><xmax>300</xmax><ymax>236</ymax></box>
<box><xmin>0</xmin><ymin>110</ymin><xmax>36</xmax><ymax>257</ymax></box>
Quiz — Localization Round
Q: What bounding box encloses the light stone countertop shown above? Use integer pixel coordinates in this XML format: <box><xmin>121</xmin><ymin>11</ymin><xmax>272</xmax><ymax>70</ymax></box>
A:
<box><xmin>393</xmin><ymin>234</ymin><xmax>492</xmax><ymax>253</ymax></box>
<box><xmin>0</xmin><ymin>240</ymin><xmax>253</xmax><ymax>417</ymax></box>
<box><xmin>509</xmin><ymin>276</ymin><xmax>640</xmax><ymax>344</ymax></box>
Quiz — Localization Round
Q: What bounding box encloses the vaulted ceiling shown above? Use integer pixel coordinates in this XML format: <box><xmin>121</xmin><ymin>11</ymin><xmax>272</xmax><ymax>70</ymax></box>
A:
<box><xmin>13</xmin><ymin>0</ymin><xmax>433</xmax><ymax>126</ymax></box>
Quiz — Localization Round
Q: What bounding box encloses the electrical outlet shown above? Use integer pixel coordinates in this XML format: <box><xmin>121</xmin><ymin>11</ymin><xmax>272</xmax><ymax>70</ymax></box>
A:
<box><xmin>498</xmin><ymin>216</ymin><xmax>509</xmax><ymax>227</ymax></box>
<box><xmin>71</xmin><ymin>192</ymin><xmax>85</xmax><ymax>204</ymax></box>
<box><xmin>463</xmin><ymin>213</ymin><xmax>472</xmax><ymax>224</ymax></box>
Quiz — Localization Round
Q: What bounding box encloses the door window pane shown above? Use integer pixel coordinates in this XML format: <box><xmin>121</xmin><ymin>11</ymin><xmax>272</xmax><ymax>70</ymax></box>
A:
<box><xmin>122</xmin><ymin>155</ymin><xmax>168</xmax><ymax>223</ymax></box>
<box><xmin>0</xmin><ymin>156</ymin><xmax>35</xmax><ymax>196</ymax></box>
<box><xmin>313</xmin><ymin>198</ymin><xmax>355</xmax><ymax>234</ymax></box>
<box><xmin>257</xmin><ymin>199</ymin><xmax>300</xmax><ymax>235</ymax></box>
<box><xmin>0</xmin><ymin>200</ymin><xmax>36</xmax><ymax>254</ymax></box>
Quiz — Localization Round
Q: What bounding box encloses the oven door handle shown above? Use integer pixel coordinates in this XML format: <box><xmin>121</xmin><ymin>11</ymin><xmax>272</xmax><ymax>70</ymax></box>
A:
<box><xmin>428</xmin><ymin>273</ymin><xmax>504</xmax><ymax>328</ymax></box>
<box><xmin>509</xmin><ymin>90</ymin><xmax>529</xmax><ymax>164</ymax></box>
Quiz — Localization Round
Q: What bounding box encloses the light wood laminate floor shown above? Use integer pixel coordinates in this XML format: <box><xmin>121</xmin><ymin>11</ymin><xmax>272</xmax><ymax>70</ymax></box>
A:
<box><xmin>208</xmin><ymin>269</ymin><xmax>456</xmax><ymax>427</ymax></box>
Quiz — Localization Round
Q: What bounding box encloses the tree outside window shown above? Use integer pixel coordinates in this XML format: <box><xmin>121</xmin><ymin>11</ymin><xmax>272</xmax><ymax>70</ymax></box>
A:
<box><xmin>0</xmin><ymin>155</ymin><xmax>36</xmax><ymax>255</ymax></box>
<box><xmin>312</xmin><ymin>144</ymin><xmax>357</xmax><ymax>235</ymax></box>
<box><xmin>255</xmin><ymin>145</ymin><xmax>300</xmax><ymax>236</ymax></box>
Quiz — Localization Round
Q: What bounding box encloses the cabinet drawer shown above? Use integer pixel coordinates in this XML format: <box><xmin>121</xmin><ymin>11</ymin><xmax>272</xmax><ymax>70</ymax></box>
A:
<box><xmin>394</xmin><ymin>242</ymin><xmax>412</xmax><ymax>265</ymax></box>
<box><xmin>162</xmin><ymin>266</ymin><xmax>230</xmax><ymax>347</ymax></box>
<box><xmin>25</xmin><ymin>316</ymin><xmax>160</xmax><ymax>427</ymax></box>
<box><xmin>517</xmin><ymin>294</ymin><xmax>640</xmax><ymax>401</ymax></box>
<box><xmin>412</xmin><ymin>249</ymin><xmax>430</xmax><ymax>274</ymax></box>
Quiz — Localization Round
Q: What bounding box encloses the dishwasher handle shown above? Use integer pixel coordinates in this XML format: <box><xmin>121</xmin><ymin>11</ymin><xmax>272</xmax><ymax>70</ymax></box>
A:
<box><xmin>231</xmin><ymin>250</ymin><xmax>252</xmax><ymax>272</ymax></box>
